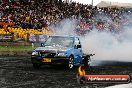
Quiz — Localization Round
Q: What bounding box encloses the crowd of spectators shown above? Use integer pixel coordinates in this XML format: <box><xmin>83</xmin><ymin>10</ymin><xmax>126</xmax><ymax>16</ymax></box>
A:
<box><xmin>0</xmin><ymin>0</ymin><xmax>132</xmax><ymax>35</ymax></box>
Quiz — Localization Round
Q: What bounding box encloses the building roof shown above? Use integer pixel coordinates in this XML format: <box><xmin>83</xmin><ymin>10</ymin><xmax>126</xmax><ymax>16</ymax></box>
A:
<box><xmin>97</xmin><ymin>1</ymin><xmax>132</xmax><ymax>8</ymax></box>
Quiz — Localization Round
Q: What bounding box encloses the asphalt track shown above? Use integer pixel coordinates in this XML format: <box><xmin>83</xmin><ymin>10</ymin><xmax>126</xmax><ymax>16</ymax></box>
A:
<box><xmin>0</xmin><ymin>57</ymin><xmax>132</xmax><ymax>88</ymax></box>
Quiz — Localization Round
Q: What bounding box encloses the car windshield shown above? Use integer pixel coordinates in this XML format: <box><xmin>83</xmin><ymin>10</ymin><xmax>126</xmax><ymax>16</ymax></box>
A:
<box><xmin>44</xmin><ymin>36</ymin><xmax>74</xmax><ymax>48</ymax></box>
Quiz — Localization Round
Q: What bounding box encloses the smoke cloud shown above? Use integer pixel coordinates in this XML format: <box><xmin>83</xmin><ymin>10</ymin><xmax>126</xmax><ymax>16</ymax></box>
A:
<box><xmin>81</xmin><ymin>29</ymin><xmax>132</xmax><ymax>62</ymax></box>
<box><xmin>50</xmin><ymin>19</ymin><xmax>77</xmax><ymax>35</ymax></box>
<box><xmin>49</xmin><ymin>14</ymin><xmax>132</xmax><ymax>63</ymax></box>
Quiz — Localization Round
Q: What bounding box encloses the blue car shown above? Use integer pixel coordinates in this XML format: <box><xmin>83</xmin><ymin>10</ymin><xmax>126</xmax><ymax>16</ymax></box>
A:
<box><xmin>31</xmin><ymin>35</ymin><xmax>93</xmax><ymax>69</ymax></box>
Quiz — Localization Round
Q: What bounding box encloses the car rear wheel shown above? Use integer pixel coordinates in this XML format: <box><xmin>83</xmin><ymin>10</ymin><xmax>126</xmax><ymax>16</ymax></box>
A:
<box><xmin>83</xmin><ymin>56</ymin><xmax>90</xmax><ymax>67</ymax></box>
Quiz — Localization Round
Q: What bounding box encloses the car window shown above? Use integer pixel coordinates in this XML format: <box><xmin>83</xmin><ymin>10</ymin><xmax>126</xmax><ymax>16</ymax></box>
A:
<box><xmin>44</xmin><ymin>36</ymin><xmax>74</xmax><ymax>47</ymax></box>
<box><xmin>75</xmin><ymin>37</ymin><xmax>80</xmax><ymax>45</ymax></box>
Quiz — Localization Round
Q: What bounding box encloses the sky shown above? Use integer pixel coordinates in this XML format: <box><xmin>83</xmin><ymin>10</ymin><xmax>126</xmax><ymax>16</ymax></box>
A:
<box><xmin>66</xmin><ymin>0</ymin><xmax>132</xmax><ymax>6</ymax></box>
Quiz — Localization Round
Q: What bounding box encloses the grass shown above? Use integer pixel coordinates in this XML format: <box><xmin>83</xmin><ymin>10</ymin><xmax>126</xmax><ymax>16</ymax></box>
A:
<box><xmin>0</xmin><ymin>45</ymin><xmax>34</xmax><ymax>52</ymax></box>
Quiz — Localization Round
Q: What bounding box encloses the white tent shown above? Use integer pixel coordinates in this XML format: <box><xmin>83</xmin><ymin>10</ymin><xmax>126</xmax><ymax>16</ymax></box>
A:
<box><xmin>97</xmin><ymin>1</ymin><xmax>132</xmax><ymax>8</ymax></box>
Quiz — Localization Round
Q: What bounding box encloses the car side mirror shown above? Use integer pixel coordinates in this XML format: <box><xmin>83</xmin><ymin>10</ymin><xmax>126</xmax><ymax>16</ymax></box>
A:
<box><xmin>75</xmin><ymin>44</ymin><xmax>81</xmax><ymax>49</ymax></box>
<box><xmin>77</xmin><ymin>44</ymin><xmax>81</xmax><ymax>48</ymax></box>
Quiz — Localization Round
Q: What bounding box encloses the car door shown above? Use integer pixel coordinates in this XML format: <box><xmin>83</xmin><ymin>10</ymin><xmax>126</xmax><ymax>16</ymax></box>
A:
<box><xmin>73</xmin><ymin>37</ymin><xmax>83</xmax><ymax>64</ymax></box>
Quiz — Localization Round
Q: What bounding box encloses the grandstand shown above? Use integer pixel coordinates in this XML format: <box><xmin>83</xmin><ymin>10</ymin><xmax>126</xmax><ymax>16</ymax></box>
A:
<box><xmin>0</xmin><ymin>0</ymin><xmax>132</xmax><ymax>42</ymax></box>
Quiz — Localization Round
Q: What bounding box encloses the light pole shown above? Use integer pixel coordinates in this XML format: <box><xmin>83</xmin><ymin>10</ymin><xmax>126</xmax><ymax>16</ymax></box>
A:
<box><xmin>91</xmin><ymin>0</ymin><xmax>93</xmax><ymax>6</ymax></box>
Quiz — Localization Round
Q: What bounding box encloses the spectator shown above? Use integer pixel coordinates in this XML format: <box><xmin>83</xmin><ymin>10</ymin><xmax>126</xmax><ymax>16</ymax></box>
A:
<box><xmin>0</xmin><ymin>0</ymin><xmax>131</xmax><ymax>34</ymax></box>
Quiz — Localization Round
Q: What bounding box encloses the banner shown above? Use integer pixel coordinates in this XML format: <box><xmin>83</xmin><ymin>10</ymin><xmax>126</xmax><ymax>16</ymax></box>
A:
<box><xmin>29</xmin><ymin>34</ymin><xmax>48</xmax><ymax>42</ymax></box>
<box><xmin>0</xmin><ymin>34</ymin><xmax>14</xmax><ymax>42</ymax></box>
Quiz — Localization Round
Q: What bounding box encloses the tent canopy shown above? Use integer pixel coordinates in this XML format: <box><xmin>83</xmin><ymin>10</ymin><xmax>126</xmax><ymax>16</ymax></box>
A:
<box><xmin>97</xmin><ymin>1</ymin><xmax>132</xmax><ymax>8</ymax></box>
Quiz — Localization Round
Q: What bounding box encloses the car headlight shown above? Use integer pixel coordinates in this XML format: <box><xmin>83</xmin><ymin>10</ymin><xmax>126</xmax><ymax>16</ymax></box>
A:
<box><xmin>32</xmin><ymin>51</ymin><xmax>38</xmax><ymax>56</ymax></box>
<box><xmin>57</xmin><ymin>52</ymin><xmax>65</xmax><ymax>56</ymax></box>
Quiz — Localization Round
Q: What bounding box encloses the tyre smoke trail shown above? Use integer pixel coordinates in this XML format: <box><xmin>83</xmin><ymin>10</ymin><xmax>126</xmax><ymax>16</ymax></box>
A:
<box><xmin>49</xmin><ymin>16</ymin><xmax>132</xmax><ymax>63</ymax></box>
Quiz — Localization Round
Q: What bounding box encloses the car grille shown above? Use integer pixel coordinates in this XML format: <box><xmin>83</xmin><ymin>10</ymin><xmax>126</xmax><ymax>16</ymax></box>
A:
<box><xmin>40</xmin><ymin>52</ymin><xmax>56</xmax><ymax>57</ymax></box>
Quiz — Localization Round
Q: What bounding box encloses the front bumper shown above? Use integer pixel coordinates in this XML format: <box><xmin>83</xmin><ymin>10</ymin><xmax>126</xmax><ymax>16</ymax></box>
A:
<box><xmin>31</xmin><ymin>56</ymin><xmax>68</xmax><ymax>65</ymax></box>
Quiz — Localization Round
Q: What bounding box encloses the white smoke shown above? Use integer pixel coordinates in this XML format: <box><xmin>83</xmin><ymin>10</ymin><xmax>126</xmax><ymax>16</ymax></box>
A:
<box><xmin>49</xmin><ymin>15</ymin><xmax>132</xmax><ymax>63</ymax></box>
<box><xmin>50</xmin><ymin>19</ymin><xmax>77</xmax><ymax>36</ymax></box>
<box><xmin>81</xmin><ymin>28</ymin><xmax>132</xmax><ymax>62</ymax></box>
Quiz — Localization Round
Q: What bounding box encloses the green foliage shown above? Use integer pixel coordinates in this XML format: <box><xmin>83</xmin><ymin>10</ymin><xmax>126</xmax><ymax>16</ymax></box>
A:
<box><xmin>0</xmin><ymin>45</ymin><xmax>33</xmax><ymax>52</ymax></box>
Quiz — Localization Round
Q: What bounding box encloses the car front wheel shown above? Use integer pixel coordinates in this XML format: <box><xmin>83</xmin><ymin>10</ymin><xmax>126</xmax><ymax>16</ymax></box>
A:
<box><xmin>67</xmin><ymin>56</ymin><xmax>74</xmax><ymax>69</ymax></box>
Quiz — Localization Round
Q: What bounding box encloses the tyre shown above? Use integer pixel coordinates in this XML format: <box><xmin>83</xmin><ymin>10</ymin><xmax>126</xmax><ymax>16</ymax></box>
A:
<box><xmin>33</xmin><ymin>63</ymin><xmax>41</xmax><ymax>69</ymax></box>
<box><xmin>83</xmin><ymin>56</ymin><xmax>90</xmax><ymax>67</ymax></box>
<box><xmin>65</xmin><ymin>56</ymin><xmax>74</xmax><ymax>69</ymax></box>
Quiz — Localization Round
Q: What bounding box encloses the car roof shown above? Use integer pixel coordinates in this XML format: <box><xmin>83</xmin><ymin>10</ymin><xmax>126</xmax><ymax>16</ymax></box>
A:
<box><xmin>49</xmin><ymin>35</ymin><xmax>76</xmax><ymax>38</ymax></box>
